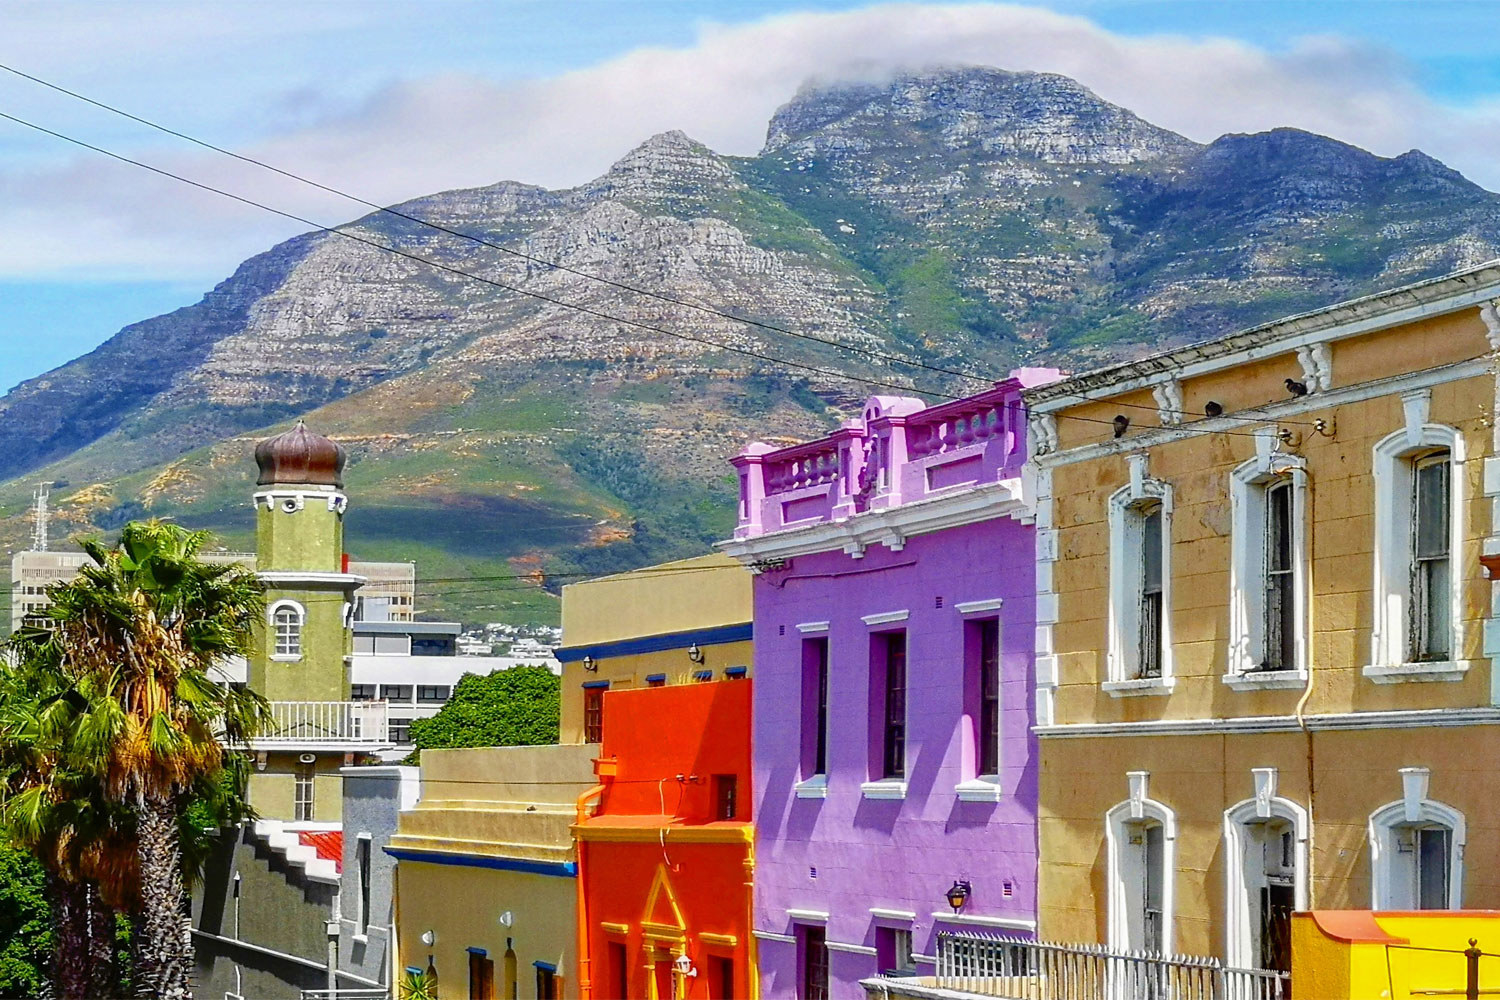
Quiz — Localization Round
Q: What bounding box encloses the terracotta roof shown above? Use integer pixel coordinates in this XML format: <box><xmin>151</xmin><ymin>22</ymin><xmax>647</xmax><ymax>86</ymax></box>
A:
<box><xmin>299</xmin><ymin>830</ymin><xmax>343</xmax><ymax>873</ymax></box>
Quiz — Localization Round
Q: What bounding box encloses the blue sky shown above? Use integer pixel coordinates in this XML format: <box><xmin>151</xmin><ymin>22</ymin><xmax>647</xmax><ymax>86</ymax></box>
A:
<box><xmin>2</xmin><ymin>0</ymin><xmax>1499</xmax><ymax>392</ymax></box>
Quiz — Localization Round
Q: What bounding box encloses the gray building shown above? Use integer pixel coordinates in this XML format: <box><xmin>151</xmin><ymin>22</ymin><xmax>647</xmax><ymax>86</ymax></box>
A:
<box><xmin>338</xmin><ymin>766</ymin><xmax>420</xmax><ymax>992</ymax></box>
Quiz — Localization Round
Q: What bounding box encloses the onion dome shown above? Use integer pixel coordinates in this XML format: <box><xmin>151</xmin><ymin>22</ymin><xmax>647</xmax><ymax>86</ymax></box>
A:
<box><xmin>255</xmin><ymin>422</ymin><xmax>346</xmax><ymax>487</ymax></box>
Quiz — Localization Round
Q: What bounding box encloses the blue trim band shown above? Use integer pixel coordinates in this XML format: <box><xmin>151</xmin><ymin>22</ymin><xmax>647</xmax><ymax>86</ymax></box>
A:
<box><xmin>384</xmin><ymin>846</ymin><xmax>577</xmax><ymax>878</ymax></box>
<box><xmin>581</xmin><ymin>679</ymin><xmax>610</xmax><ymax>690</ymax></box>
<box><xmin>468</xmin><ymin>947</ymin><xmax>488</xmax><ymax>956</ymax></box>
<box><xmin>644</xmin><ymin>673</ymin><xmax>667</xmax><ymax>683</ymax></box>
<box><xmin>534</xmin><ymin>961</ymin><xmax>558</xmax><ymax>972</ymax></box>
<box><xmin>724</xmin><ymin>666</ymin><xmax>748</xmax><ymax>677</ymax></box>
<box><xmin>556</xmin><ymin>622</ymin><xmax>752</xmax><ymax>663</ymax></box>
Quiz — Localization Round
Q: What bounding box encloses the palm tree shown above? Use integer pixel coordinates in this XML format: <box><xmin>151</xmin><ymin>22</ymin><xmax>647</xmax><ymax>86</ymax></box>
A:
<box><xmin>10</xmin><ymin>520</ymin><xmax>267</xmax><ymax>999</ymax></box>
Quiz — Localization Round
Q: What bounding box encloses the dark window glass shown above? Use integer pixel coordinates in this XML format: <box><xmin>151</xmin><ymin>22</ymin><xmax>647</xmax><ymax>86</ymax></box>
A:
<box><xmin>647</xmin><ymin>676</ymin><xmax>666</xmax><ymax>688</ymax></box>
<box><xmin>609</xmin><ymin>942</ymin><xmax>629</xmax><ymax>999</ymax></box>
<box><xmin>1417</xmin><ymin>826</ymin><xmax>1452</xmax><ymax>910</ymax></box>
<box><xmin>350</xmin><ymin>684</ymin><xmax>376</xmax><ymax>701</ymax></box>
<box><xmin>802</xmin><ymin>926</ymin><xmax>829</xmax><ymax>1000</ymax></box>
<box><xmin>1143</xmin><ymin>822</ymin><xmax>1164</xmax><ymax>954</ymax></box>
<box><xmin>977</xmin><ymin>618</ymin><xmax>1001</xmax><ymax>776</ymax></box>
<box><xmin>710</xmin><ymin>955</ymin><xmax>734</xmax><ymax>999</ymax></box>
<box><xmin>881</xmin><ymin>633</ymin><xmax>907</xmax><ymax>779</ymax></box>
<box><xmin>583</xmin><ymin>687</ymin><xmax>605</xmax><ymax>744</ymax></box>
<box><xmin>1412</xmin><ymin>455</ymin><xmax>1452</xmax><ymax>661</ymax></box>
<box><xmin>1139</xmin><ymin>506</ymin><xmax>1164</xmax><ymax>678</ymax></box>
<box><xmin>388</xmin><ymin>717</ymin><xmax>412</xmax><ymax>744</ymax></box>
<box><xmin>714</xmin><ymin>774</ymin><xmax>738</xmax><ymax>820</ymax></box>
<box><xmin>535</xmin><ymin>965</ymin><xmax>558</xmax><ymax>1000</ymax></box>
<box><xmin>357</xmin><ymin>837</ymin><xmax>371</xmax><ymax>934</ymax></box>
<box><xmin>803</xmin><ymin>638</ymin><xmax>829</xmax><ymax>777</ymax></box>
<box><xmin>1263</xmin><ymin>479</ymin><xmax>1296</xmax><ymax>671</ymax></box>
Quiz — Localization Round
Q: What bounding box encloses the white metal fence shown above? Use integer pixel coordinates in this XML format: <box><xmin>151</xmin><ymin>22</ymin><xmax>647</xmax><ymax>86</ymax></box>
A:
<box><xmin>299</xmin><ymin>990</ymin><xmax>389</xmax><ymax>1000</ymax></box>
<box><xmin>935</xmin><ymin>931</ymin><xmax>1290</xmax><ymax>1000</ymax></box>
<box><xmin>259</xmin><ymin>700</ymin><xmax>392</xmax><ymax>745</ymax></box>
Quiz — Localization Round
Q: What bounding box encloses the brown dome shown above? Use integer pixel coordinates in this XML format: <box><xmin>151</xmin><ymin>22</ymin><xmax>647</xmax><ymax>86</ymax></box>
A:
<box><xmin>255</xmin><ymin>422</ymin><xmax>346</xmax><ymax>487</ymax></box>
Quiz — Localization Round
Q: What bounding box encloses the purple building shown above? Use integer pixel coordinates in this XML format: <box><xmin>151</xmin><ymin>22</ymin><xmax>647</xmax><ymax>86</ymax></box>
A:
<box><xmin>721</xmin><ymin>370</ymin><xmax>1059</xmax><ymax>998</ymax></box>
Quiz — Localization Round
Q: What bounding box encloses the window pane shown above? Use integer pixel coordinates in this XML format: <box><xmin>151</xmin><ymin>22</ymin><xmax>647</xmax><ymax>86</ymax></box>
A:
<box><xmin>882</xmin><ymin>634</ymin><xmax>907</xmax><ymax>779</ymax></box>
<box><xmin>1141</xmin><ymin>508</ymin><xmax>1162</xmax><ymax>590</ymax></box>
<box><xmin>1422</xmin><ymin>558</ymin><xmax>1451</xmax><ymax>659</ymax></box>
<box><xmin>1418</xmin><ymin>827</ymin><xmax>1451</xmax><ymax>910</ymax></box>
<box><xmin>1415</xmin><ymin>459</ymin><xmax>1450</xmax><ymax>559</ymax></box>
<box><xmin>1143</xmin><ymin>823</ymin><xmax>1164</xmax><ymax>953</ymax></box>
<box><xmin>1267</xmin><ymin>480</ymin><xmax>1293</xmax><ymax>573</ymax></box>
<box><xmin>978</xmin><ymin>619</ymin><xmax>1001</xmax><ymax>776</ymax></box>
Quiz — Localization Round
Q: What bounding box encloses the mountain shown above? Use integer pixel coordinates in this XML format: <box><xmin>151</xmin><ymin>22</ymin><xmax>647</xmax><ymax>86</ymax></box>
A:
<box><xmin>2</xmin><ymin>66</ymin><xmax>1497</xmax><ymax>625</ymax></box>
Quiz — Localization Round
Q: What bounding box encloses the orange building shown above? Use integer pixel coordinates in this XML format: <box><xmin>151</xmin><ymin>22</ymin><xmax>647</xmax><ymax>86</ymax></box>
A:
<box><xmin>575</xmin><ymin>680</ymin><xmax>755</xmax><ymax>1000</ymax></box>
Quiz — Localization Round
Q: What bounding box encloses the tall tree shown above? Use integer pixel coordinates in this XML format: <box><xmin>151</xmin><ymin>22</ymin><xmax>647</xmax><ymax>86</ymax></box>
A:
<box><xmin>9</xmin><ymin>520</ymin><xmax>267</xmax><ymax>999</ymax></box>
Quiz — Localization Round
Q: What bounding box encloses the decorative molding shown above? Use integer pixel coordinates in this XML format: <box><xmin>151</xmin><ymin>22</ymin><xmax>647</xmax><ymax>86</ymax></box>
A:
<box><xmin>1361</xmin><ymin>660</ymin><xmax>1468</xmax><ymax>684</ymax></box>
<box><xmin>930</xmin><ymin>913</ymin><xmax>1038</xmax><ymax>932</ymax></box>
<box><xmin>786</xmin><ymin>909</ymin><xmax>830</xmax><ymax>923</ymax></box>
<box><xmin>954</xmin><ymin>598</ymin><xmax>1004</xmax><ymax>615</ymax></box>
<box><xmin>827</xmin><ymin>942</ymin><xmax>878</xmax><ymax>955</ymax></box>
<box><xmin>869</xmin><ymin>908</ymin><xmax>918</xmax><ymax>922</ymax></box>
<box><xmin>793</xmin><ymin>775</ymin><xmax>828</xmax><ymax>800</ymax></box>
<box><xmin>1296</xmin><ymin>343</ymin><xmax>1333</xmax><ymax>392</ymax></box>
<box><xmin>860</xmin><ymin>779</ymin><xmax>908</xmax><ymax>800</ymax></box>
<box><xmin>258</xmin><ymin>571</ymin><xmax>367</xmax><ymax>589</ymax></box>
<box><xmin>1036</xmin><ymin>705</ymin><xmax>1500</xmax><ymax>738</ymax></box>
<box><xmin>1126</xmin><ymin>771</ymin><xmax>1150</xmax><ymax>819</ymax></box>
<box><xmin>955</xmin><ymin>778</ymin><xmax>1004</xmax><ymax>803</ymax></box>
<box><xmin>753</xmin><ymin>931</ymin><xmax>797</xmax><ymax>944</ymax></box>
<box><xmin>1369</xmin><ymin>769</ymin><xmax>1467</xmax><ymax>910</ymax></box>
<box><xmin>795</xmin><ymin>621</ymin><xmax>830</xmax><ymax>633</ymax></box>
<box><xmin>1029</xmin><ymin>412</ymin><xmax>1059</xmax><ymax>456</ymax></box>
<box><xmin>1222</xmin><ymin>670</ymin><xmax>1309</xmax><ymax>691</ymax></box>
<box><xmin>1223</xmin><ymin>780</ymin><xmax>1309</xmax><ymax>968</ymax></box>
<box><xmin>1106</xmin><ymin>782</ymin><xmax>1177</xmax><ymax>954</ymax></box>
<box><xmin>1481</xmin><ymin>299</ymin><xmax>1500</xmax><ymax>350</ymax></box>
<box><xmin>1101</xmin><ymin>677</ymin><xmax>1176</xmax><ymax>698</ymax></box>
<box><xmin>698</xmin><ymin>932</ymin><xmax>738</xmax><ymax>947</ymax></box>
<box><xmin>254</xmin><ymin>488</ymin><xmax>349</xmax><ymax>514</ymax></box>
<box><xmin>861</xmin><ymin>610</ymin><xmax>910</xmax><ymax>626</ymax></box>
<box><xmin>1152</xmin><ymin>380</ymin><xmax>1184</xmax><ymax>425</ymax></box>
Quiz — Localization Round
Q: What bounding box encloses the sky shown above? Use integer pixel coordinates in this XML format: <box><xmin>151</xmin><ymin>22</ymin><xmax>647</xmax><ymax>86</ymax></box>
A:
<box><xmin>2</xmin><ymin>0</ymin><xmax>1499</xmax><ymax>391</ymax></box>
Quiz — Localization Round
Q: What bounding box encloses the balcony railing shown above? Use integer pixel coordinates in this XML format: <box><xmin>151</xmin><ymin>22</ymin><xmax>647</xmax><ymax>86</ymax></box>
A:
<box><xmin>932</xmin><ymin>931</ymin><xmax>1289</xmax><ymax>1000</ymax></box>
<box><xmin>255</xmin><ymin>701</ymin><xmax>393</xmax><ymax>746</ymax></box>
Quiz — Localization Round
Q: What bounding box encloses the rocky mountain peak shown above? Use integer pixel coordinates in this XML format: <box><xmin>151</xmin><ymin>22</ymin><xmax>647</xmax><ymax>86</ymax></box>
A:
<box><xmin>763</xmin><ymin>65</ymin><xmax>1198</xmax><ymax>165</ymax></box>
<box><xmin>576</xmin><ymin>130</ymin><xmax>742</xmax><ymax>204</ymax></box>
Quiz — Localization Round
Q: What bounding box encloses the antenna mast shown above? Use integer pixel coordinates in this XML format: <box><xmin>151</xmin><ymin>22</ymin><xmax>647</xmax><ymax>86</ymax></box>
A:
<box><xmin>30</xmin><ymin>483</ymin><xmax>48</xmax><ymax>552</ymax></box>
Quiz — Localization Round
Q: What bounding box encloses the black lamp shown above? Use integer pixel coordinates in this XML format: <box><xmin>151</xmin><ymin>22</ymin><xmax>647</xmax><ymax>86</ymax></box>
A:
<box><xmin>946</xmin><ymin>879</ymin><xmax>972</xmax><ymax>913</ymax></box>
<box><xmin>582</xmin><ymin>655</ymin><xmax>597</xmax><ymax>672</ymax></box>
<box><xmin>687</xmin><ymin>642</ymin><xmax>705</xmax><ymax>664</ymax></box>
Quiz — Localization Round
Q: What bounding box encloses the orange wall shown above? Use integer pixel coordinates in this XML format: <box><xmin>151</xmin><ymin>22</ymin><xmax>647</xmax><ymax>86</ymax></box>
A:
<box><xmin>598</xmin><ymin>680</ymin><xmax>753</xmax><ymax>822</ymax></box>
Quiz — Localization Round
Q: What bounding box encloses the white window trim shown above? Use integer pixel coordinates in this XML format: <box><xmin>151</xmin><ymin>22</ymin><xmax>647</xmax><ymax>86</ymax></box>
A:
<box><xmin>1105</xmin><ymin>772</ymin><xmax>1176</xmax><ymax>955</ymax></box>
<box><xmin>1225</xmin><ymin>448</ymin><xmax>1310</xmax><ymax>686</ymax></box>
<box><xmin>793</xmin><ymin>774</ymin><xmax>829</xmax><ymax>799</ymax></box>
<box><xmin>1368</xmin><ymin>768</ymin><xmax>1466</xmax><ymax>910</ymax></box>
<box><xmin>955</xmin><ymin>775</ymin><xmax>1004</xmax><ymax>803</ymax></box>
<box><xmin>1106</xmin><ymin>464</ymin><xmax>1174</xmax><ymax>690</ymax></box>
<box><xmin>353</xmin><ymin>832</ymin><xmax>373</xmax><ymax>943</ymax></box>
<box><xmin>1222</xmin><ymin>780</ymin><xmax>1309</xmax><ymax>970</ymax></box>
<box><xmin>268</xmin><ymin>599</ymin><xmax>306</xmax><ymax>662</ymax></box>
<box><xmin>1366</xmin><ymin>420</ymin><xmax>1467</xmax><ymax>683</ymax></box>
<box><xmin>860</xmin><ymin>778</ymin><xmax>908</xmax><ymax>800</ymax></box>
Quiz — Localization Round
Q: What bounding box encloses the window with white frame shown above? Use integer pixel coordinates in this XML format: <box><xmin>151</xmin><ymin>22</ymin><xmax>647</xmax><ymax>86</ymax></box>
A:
<box><xmin>1107</xmin><ymin>469</ymin><xmax>1173</xmax><ymax>686</ymax></box>
<box><xmin>1369</xmin><ymin>770</ymin><xmax>1465</xmax><ymax>910</ymax></box>
<box><xmin>1106</xmin><ymin>773</ymin><xmax>1176</xmax><ymax>955</ymax></box>
<box><xmin>1228</xmin><ymin>454</ymin><xmax>1308</xmax><ymax>679</ymax></box>
<box><xmin>1370</xmin><ymin>421</ymin><xmax>1464</xmax><ymax>675</ymax></box>
<box><xmin>294</xmin><ymin>764</ymin><xmax>315</xmax><ymax>822</ymax></box>
<box><xmin>1223</xmin><ymin>773</ymin><xmax>1308</xmax><ymax>973</ymax></box>
<box><xmin>271</xmin><ymin>602</ymin><xmax>304</xmax><ymax>659</ymax></box>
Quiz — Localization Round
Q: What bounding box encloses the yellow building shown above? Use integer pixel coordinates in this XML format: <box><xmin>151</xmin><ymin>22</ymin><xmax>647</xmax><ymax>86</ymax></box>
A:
<box><xmin>1026</xmin><ymin>263</ymin><xmax>1500</xmax><ymax>976</ymax></box>
<box><xmin>556</xmin><ymin>553</ymin><xmax>753</xmax><ymax>744</ymax></box>
<box><xmin>388</xmin><ymin>744</ymin><xmax>598</xmax><ymax>999</ymax></box>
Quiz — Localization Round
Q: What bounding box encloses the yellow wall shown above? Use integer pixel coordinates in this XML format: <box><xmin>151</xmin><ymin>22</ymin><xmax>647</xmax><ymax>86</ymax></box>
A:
<box><xmin>559</xmin><ymin>553</ymin><xmax>751</xmax><ymax>647</ymax></box>
<box><xmin>248</xmin><ymin>752</ymin><xmax>347</xmax><ymax>822</ymax></box>
<box><xmin>1293</xmin><ymin>911</ymin><xmax>1500</xmax><ymax>1000</ymax></box>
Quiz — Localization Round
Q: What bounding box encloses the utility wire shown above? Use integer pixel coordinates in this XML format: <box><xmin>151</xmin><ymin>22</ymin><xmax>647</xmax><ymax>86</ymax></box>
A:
<box><xmin>0</xmin><ymin>62</ymin><xmax>1319</xmax><ymax>429</ymax></box>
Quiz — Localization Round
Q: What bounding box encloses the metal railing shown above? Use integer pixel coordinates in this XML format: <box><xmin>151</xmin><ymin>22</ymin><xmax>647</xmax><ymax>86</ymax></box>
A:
<box><xmin>258</xmin><ymin>700</ymin><xmax>392</xmax><ymax>745</ymax></box>
<box><xmin>299</xmin><ymin>990</ymin><xmax>389</xmax><ymax>1000</ymax></box>
<box><xmin>935</xmin><ymin>931</ymin><xmax>1290</xmax><ymax>1000</ymax></box>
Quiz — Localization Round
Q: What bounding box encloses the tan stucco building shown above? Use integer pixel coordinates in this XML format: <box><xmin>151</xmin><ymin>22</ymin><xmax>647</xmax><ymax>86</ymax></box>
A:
<box><xmin>1026</xmin><ymin>263</ymin><xmax>1500</xmax><ymax>974</ymax></box>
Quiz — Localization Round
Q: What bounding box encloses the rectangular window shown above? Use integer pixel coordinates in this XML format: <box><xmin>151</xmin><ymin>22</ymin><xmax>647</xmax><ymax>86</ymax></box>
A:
<box><xmin>1263</xmin><ymin>479</ymin><xmax>1296</xmax><ymax>671</ymax></box>
<box><xmin>975</xmin><ymin>618</ymin><xmax>1001</xmax><ymax>776</ymax></box>
<box><xmin>350</xmin><ymin>684</ymin><xmax>376</xmax><ymax>701</ymax></box>
<box><xmin>1416</xmin><ymin>826</ymin><xmax>1452</xmax><ymax>909</ymax></box>
<box><xmin>583</xmin><ymin>685</ymin><xmax>606</xmax><ymax>744</ymax></box>
<box><xmin>801</xmin><ymin>926</ymin><xmax>829</xmax><ymax>1000</ymax></box>
<box><xmin>608</xmin><ymin>942</ymin><xmax>629</xmax><ymax>999</ymax></box>
<box><xmin>535</xmin><ymin>964</ymin><xmax>558</xmax><ymax>1000</ymax></box>
<box><xmin>1139</xmin><ymin>506</ymin><xmax>1164</xmax><ymax>678</ymax></box>
<box><xmin>469</xmin><ymin>950</ymin><xmax>495</xmax><ymax>1000</ymax></box>
<box><xmin>388</xmin><ymin>717</ymin><xmax>412</xmax><ymax>744</ymax></box>
<box><xmin>353</xmin><ymin>634</ymin><xmax>376</xmax><ymax>654</ymax></box>
<box><xmin>379</xmin><ymin>684</ymin><xmax>413</xmax><ymax>703</ymax></box>
<box><xmin>294</xmin><ymin>764</ymin><xmax>315</xmax><ymax>822</ymax></box>
<box><xmin>879</xmin><ymin>632</ymin><xmax>907</xmax><ymax>779</ymax></box>
<box><xmin>801</xmin><ymin>638</ymin><xmax>830</xmax><ymax>779</ymax></box>
<box><xmin>876</xmin><ymin>926</ymin><xmax>914</xmax><ymax>975</ymax></box>
<box><xmin>709</xmin><ymin>955</ymin><xmax>734</xmax><ymax>998</ymax></box>
<box><xmin>274</xmin><ymin>608</ymin><xmax>301</xmax><ymax>657</ymax></box>
<box><xmin>356</xmin><ymin>836</ymin><xmax>371</xmax><ymax>935</ymax></box>
<box><xmin>714</xmin><ymin>774</ymin><xmax>738</xmax><ymax>820</ymax></box>
<box><xmin>646</xmin><ymin>674</ymin><xmax>666</xmax><ymax>688</ymax></box>
<box><xmin>373</xmin><ymin>634</ymin><xmax>410</xmax><ymax>655</ymax></box>
<box><xmin>416</xmin><ymin>685</ymin><xmax>450</xmax><ymax>703</ymax></box>
<box><xmin>1412</xmin><ymin>454</ymin><xmax>1452</xmax><ymax>661</ymax></box>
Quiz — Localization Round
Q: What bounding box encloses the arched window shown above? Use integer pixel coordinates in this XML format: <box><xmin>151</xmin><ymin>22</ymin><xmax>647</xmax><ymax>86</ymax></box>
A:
<box><xmin>1105</xmin><ymin>457</ymin><xmax>1174</xmax><ymax>692</ymax></box>
<box><xmin>1223</xmin><ymin>769</ymin><xmax>1308</xmax><ymax>973</ymax></box>
<box><xmin>1369</xmin><ymin>768</ymin><xmax>1465</xmax><ymax>910</ymax></box>
<box><xmin>1106</xmin><ymin>771</ymin><xmax>1176</xmax><ymax>954</ymax></box>
<box><xmin>1227</xmin><ymin>446</ymin><xmax>1309</xmax><ymax>688</ymax></box>
<box><xmin>270</xmin><ymin>601</ymin><xmax>304</xmax><ymax>660</ymax></box>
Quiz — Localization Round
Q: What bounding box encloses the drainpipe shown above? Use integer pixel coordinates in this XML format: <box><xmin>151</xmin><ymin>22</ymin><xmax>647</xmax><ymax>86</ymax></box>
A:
<box><xmin>1294</xmin><ymin>473</ymin><xmax>1318</xmax><ymax>911</ymax></box>
<box><xmin>575</xmin><ymin>784</ymin><xmax>607</xmax><ymax>1000</ymax></box>
<box><xmin>744</xmin><ymin>836</ymin><xmax>759</xmax><ymax>1000</ymax></box>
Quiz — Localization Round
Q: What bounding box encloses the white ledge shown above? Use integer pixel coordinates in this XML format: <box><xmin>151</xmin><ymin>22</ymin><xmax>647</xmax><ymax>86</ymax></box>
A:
<box><xmin>869</xmin><ymin>908</ymin><xmax>918</xmax><ymax>922</ymax></box>
<box><xmin>1101</xmin><ymin>676</ymin><xmax>1175</xmax><ymax>697</ymax></box>
<box><xmin>930</xmin><ymin>913</ymin><xmax>1038</xmax><ymax>932</ymax></box>
<box><xmin>862</xmin><ymin>610</ymin><xmax>910</xmax><ymax>626</ymax></box>
<box><xmin>796</xmin><ymin>621</ymin><xmax>830</xmax><ymax>633</ymax></box>
<box><xmin>860</xmin><ymin>779</ymin><xmax>908</xmax><ymax>800</ymax></box>
<box><xmin>955</xmin><ymin>598</ymin><xmax>1004</xmax><ymax>614</ymax></box>
<box><xmin>827</xmin><ymin>941</ymin><xmax>878</xmax><ymax>955</ymax></box>
<box><xmin>955</xmin><ymin>777</ymin><xmax>1004</xmax><ymax>803</ymax></box>
<box><xmin>1222</xmin><ymin>669</ymin><xmax>1309</xmax><ymax>691</ymax></box>
<box><xmin>270</xmin><ymin>654</ymin><xmax>304</xmax><ymax>663</ymax></box>
<box><xmin>794</xmin><ymin>775</ymin><xmax>828</xmax><ymax>799</ymax></box>
<box><xmin>786</xmin><ymin>909</ymin><xmax>829</xmax><ymax>923</ymax></box>
<box><xmin>1362</xmin><ymin>661</ymin><xmax>1467</xmax><ymax>684</ymax></box>
<box><xmin>753</xmin><ymin>930</ymin><xmax>796</xmax><ymax>944</ymax></box>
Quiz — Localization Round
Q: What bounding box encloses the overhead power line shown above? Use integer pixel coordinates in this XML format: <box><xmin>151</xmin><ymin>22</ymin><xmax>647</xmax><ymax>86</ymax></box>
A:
<box><xmin>0</xmin><ymin>62</ymin><xmax>1318</xmax><ymax>429</ymax></box>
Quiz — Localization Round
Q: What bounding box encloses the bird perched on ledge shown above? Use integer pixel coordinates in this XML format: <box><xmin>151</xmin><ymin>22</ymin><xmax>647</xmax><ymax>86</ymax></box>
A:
<box><xmin>1285</xmin><ymin>377</ymin><xmax>1309</xmax><ymax>396</ymax></box>
<box><xmin>1112</xmin><ymin>414</ymin><xmax>1130</xmax><ymax>438</ymax></box>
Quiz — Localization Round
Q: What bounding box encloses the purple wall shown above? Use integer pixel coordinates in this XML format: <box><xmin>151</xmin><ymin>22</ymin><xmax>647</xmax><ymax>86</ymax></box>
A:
<box><xmin>729</xmin><ymin>373</ymin><xmax>1057</xmax><ymax>998</ymax></box>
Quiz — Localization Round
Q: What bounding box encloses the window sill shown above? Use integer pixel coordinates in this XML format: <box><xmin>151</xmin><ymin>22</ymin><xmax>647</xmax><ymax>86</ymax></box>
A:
<box><xmin>1101</xmin><ymin>676</ymin><xmax>1175</xmax><ymax>697</ymax></box>
<box><xmin>793</xmin><ymin>775</ymin><xmax>828</xmax><ymax>800</ymax></box>
<box><xmin>860</xmin><ymin>779</ymin><xmax>908</xmax><ymax>800</ymax></box>
<box><xmin>270</xmin><ymin>654</ymin><xmax>303</xmax><ymax>663</ymax></box>
<box><xmin>955</xmin><ymin>777</ymin><xmax>1003</xmax><ymax>803</ymax></box>
<box><xmin>1362</xmin><ymin>661</ymin><xmax>1467</xmax><ymax>684</ymax></box>
<box><xmin>1222</xmin><ymin>669</ymin><xmax>1308</xmax><ymax>691</ymax></box>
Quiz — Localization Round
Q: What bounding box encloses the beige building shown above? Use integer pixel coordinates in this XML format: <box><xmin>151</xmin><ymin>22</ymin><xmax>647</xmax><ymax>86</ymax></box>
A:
<box><xmin>1026</xmin><ymin>263</ymin><xmax>1500</xmax><ymax>974</ymax></box>
<box><xmin>556</xmin><ymin>552</ymin><xmax>753</xmax><ymax>745</ymax></box>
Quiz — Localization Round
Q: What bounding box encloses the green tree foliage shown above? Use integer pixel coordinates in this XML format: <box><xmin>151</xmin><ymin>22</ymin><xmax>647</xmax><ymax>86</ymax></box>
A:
<box><xmin>407</xmin><ymin>666</ymin><xmax>560</xmax><ymax>758</ymax></box>
<box><xmin>0</xmin><ymin>845</ymin><xmax>51</xmax><ymax>998</ymax></box>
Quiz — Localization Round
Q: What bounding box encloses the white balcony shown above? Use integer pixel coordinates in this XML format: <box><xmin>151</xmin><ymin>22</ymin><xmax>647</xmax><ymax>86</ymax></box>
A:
<box><xmin>252</xmin><ymin>700</ymin><xmax>394</xmax><ymax>750</ymax></box>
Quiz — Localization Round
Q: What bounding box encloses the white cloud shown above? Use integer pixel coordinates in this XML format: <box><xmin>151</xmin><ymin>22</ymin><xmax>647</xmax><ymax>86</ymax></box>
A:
<box><xmin>1</xmin><ymin>1</ymin><xmax>1497</xmax><ymax>282</ymax></box>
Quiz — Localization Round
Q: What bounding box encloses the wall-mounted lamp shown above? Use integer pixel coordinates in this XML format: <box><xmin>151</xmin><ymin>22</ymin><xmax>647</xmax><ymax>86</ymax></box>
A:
<box><xmin>687</xmin><ymin>643</ymin><xmax>705</xmax><ymax>664</ymax></box>
<box><xmin>421</xmin><ymin>929</ymin><xmax>436</xmax><ymax>947</ymax></box>
<box><xmin>946</xmin><ymin>879</ymin><xmax>972</xmax><ymax>913</ymax></box>
<box><xmin>582</xmin><ymin>655</ymin><xmax>597</xmax><ymax>672</ymax></box>
<box><xmin>498</xmin><ymin>910</ymin><xmax>514</xmax><ymax>928</ymax></box>
<box><xmin>673</xmin><ymin>953</ymin><xmax>698</xmax><ymax>979</ymax></box>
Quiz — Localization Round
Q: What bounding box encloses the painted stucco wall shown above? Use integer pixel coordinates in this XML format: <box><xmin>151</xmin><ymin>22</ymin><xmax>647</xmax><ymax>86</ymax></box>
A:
<box><xmin>249</xmin><ymin>753</ymin><xmax>349</xmax><ymax>823</ymax></box>
<box><xmin>752</xmin><ymin>516</ymin><xmax>1040</xmax><ymax>996</ymax></box>
<box><xmin>560</xmin><ymin>552</ymin><xmax>752</xmax><ymax>647</ymax></box>
<box><xmin>339</xmin><ymin>766</ymin><xmax>419</xmax><ymax>990</ymax></box>
<box><xmin>256</xmin><ymin>488</ymin><xmax>344</xmax><ymax>572</ymax></box>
